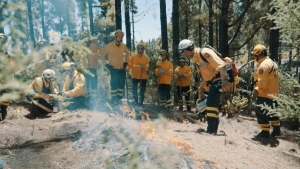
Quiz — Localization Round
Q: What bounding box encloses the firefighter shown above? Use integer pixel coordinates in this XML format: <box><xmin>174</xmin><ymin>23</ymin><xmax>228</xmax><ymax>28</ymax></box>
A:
<box><xmin>251</xmin><ymin>44</ymin><xmax>282</xmax><ymax>139</ymax></box>
<box><xmin>60</xmin><ymin>62</ymin><xmax>88</xmax><ymax>110</ymax></box>
<box><xmin>174</xmin><ymin>56</ymin><xmax>192</xmax><ymax>111</ymax></box>
<box><xmin>34</xmin><ymin>39</ymin><xmax>54</xmax><ymax>77</ymax></box>
<box><xmin>178</xmin><ymin>39</ymin><xmax>231</xmax><ymax>134</ymax></box>
<box><xmin>155</xmin><ymin>50</ymin><xmax>173</xmax><ymax>109</ymax></box>
<box><xmin>27</xmin><ymin>69</ymin><xmax>57</xmax><ymax>117</ymax></box>
<box><xmin>81</xmin><ymin>31</ymin><xmax>103</xmax><ymax>93</ymax></box>
<box><xmin>126</xmin><ymin>43</ymin><xmax>149</xmax><ymax>106</ymax></box>
<box><xmin>100</xmin><ymin>29</ymin><xmax>130</xmax><ymax>105</ymax></box>
<box><xmin>0</xmin><ymin>33</ymin><xmax>13</xmax><ymax>121</ymax></box>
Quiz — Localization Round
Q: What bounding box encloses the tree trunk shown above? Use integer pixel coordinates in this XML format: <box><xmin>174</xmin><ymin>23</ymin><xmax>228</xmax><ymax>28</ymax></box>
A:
<box><xmin>172</xmin><ymin>0</ymin><xmax>179</xmax><ymax>105</ymax></box>
<box><xmin>208</xmin><ymin>0</ymin><xmax>213</xmax><ymax>46</ymax></box>
<box><xmin>160</xmin><ymin>0</ymin><xmax>168</xmax><ymax>52</ymax></box>
<box><xmin>88</xmin><ymin>0</ymin><xmax>94</xmax><ymax>35</ymax></box>
<box><xmin>40</xmin><ymin>0</ymin><xmax>47</xmax><ymax>40</ymax></box>
<box><xmin>27</xmin><ymin>0</ymin><xmax>36</xmax><ymax>47</ymax></box>
<box><xmin>269</xmin><ymin>8</ymin><xmax>279</xmax><ymax>62</ymax></box>
<box><xmin>198</xmin><ymin>0</ymin><xmax>202</xmax><ymax>47</ymax></box>
<box><xmin>185</xmin><ymin>0</ymin><xmax>188</xmax><ymax>38</ymax></box>
<box><xmin>115</xmin><ymin>0</ymin><xmax>122</xmax><ymax>30</ymax></box>
<box><xmin>218</xmin><ymin>0</ymin><xmax>230</xmax><ymax>57</ymax></box>
<box><xmin>131</xmin><ymin>0</ymin><xmax>135</xmax><ymax>51</ymax></box>
<box><xmin>0</xmin><ymin>7</ymin><xmax>4</xmax><ymax>33</ymax></box>
<box><xmin>125</xmin><ymin>0</ymin><xmax>131</xmax><ymax>50</ymax></box>
<box><xmin>172</xmin><ymin>0</ymin><xmax>179</xmax><ymax>63</ymax></box>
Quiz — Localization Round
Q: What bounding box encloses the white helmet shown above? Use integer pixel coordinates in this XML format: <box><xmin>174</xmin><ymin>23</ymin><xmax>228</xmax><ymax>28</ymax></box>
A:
<box><xmin>178</xmin><ymin>39</ymin><xmax>194</xmax><ymax>53</ymax></box>
<box><xmin>42</xmin><ymin>69</ymin><xmax>56</xmax><ymax>81</ymax></box>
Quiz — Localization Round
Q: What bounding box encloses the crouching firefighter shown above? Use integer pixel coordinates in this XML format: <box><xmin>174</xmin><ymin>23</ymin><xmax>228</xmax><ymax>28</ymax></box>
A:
<box><xmin>178</xmin><ymin>40</ymin><xmax>231</xmax><ymax>135</ymax></box>
<box><xmin>27</xmin><ymin>69</ymin><xmax>57</xmax><ymax>117</ymax></box>
<box><xmin>60</xmin><ymin>62</ymin><xmax>88</xmax><ymax>110</ymax></box>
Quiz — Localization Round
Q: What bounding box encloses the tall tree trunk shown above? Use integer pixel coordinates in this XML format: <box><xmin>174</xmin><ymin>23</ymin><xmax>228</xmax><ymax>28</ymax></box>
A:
<box><xmin>215</xmin><ymin>4</ymin><xmax>219</xmax><ymax>50</ymax></box>
<box><xmin>218</xmin><ymin>0</ymin><xmax>230</xmax><ymax>57</ymax></box>
<box><xmin>115</xmin><ymin>0</ymin><xmax>122</xmax><ymax>30</ymax></box>
<box><xmin>124</xmin><ymin>0</ymin><xmax>131</xmax><ymax>50</ymax></box>
<box><xmin>131</xmin><ymin>0</ymin><xmax>135</xmax><ymax>51</ymax></box>
<box><xmin>27</xmin><ymin>0</ymin><xmax>36</xmax><ymax>47</ymax></box>
<box><xmin>0</xmin><ymin>7</ymin><xmax>4</xmax><ymax>33</ymax></box>
<box><xmin>160</xmin><ymin>0</ymin><xmax>168</xmax><ymax>51</ymax></box>
<box><xmin>88</xmin><ymin>0</ymin><xmax>94</xmax><ymax>35</ymax></box>
<box><xmin>269</xmin><ymin>8</ymin><xmax>279</xmax><ymax>62</ymax></box>
<box><xmin>172</xmin><ymin>0</ymin><xmax>179</xmax><ymax>106</ymax></box>
<box><xmin>185</xmin><ymin>0</ymin><xmax>188</xmax><ymax>38</ymax></box>
<box><xmin>198</xmin><ymin>0</ymin><xmax>202</xmax><ymax>47</ymax></box>
<box><xmin>208</xmin><ymin>0</ymin><xmax>213</xmax><ymax>46</ymax></box>
<box><xmin>67</xmin><ymin>6</ymin><xmax>71</xmax><ymax>37</ymax></box>
<box><xmin>40</xmin><ymin>0</ymin><xmax>47</xmax><ymax>40</ymax></box>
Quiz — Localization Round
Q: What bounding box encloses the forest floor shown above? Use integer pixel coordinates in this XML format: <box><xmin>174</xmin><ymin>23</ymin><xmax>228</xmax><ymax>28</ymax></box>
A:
<box><xmin>0</xmin><ymin>100</ymin><xmax>300</xmax><ymax>169</ymax></box>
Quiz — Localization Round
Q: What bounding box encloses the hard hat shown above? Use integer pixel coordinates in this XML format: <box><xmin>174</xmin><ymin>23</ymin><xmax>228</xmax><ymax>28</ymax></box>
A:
<box><xmin>252</xmin><ymin>44</ymin><xmax>267</xmax><ymax>56</ymax></box>
<box><xmin>179</xmin><ymin>55</ymin><xmax>186</xmax><ymax>62</ymax></box>
<box><xmin>178</xmin><ymin>39</ymin><xmax>194</xmax><ymax>53</ymax></box>
<box><xmin>114</xmin><ymin>29</ymin><xmax>124</xmax><ymax>37</ymax></box>
<box><xmin>224</xmin><ymin>57</ymin><xmax>233</xmax><ymax>63</ymax></box>
<box><xmin>159</xmin><ymin>50</ymin><xmax>168</xmax><ymax>55</ymax></box>
<box><xmin>137</xmin><ymin>43</ymin><xmax>147</xmax><ymax>50</ymax></box>
<box><xmin>61</xmin><ymin>62</ymin><xmax>75</xmax><ymax>71</ymax></box>
<box><xmin>42</xmin><ymin>69</ymin><xmax>56</xmax><ymax>81</ymax></box>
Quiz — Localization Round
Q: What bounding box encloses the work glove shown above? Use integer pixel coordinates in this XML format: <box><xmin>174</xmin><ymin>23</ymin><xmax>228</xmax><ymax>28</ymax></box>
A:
<box><xmin>198</xmin><ymin>87</ymin><xmax>206</xmax><ymax>100</ymax></box>
<box><xmin>252</xmin><ymin>89</ymin><xmax>258</xmax><ymax>102</ymax></box>
<box><xmin>163</xmin><ymin>70</ymin><xmax>169</xmax><ymax>74</ymax></box>
<box><xmin>192</xmin><ymin>85</ymin><xmax>198</xmax><ymax>91</ymax></box>
<box><xmin>123</xmin><ymin>62</ymin><xmax>128</xmax><ymax>69</ymax></box>
<box><xmin>105</xmin><ymin>64</ymin><xmax>113</xmax><ymax>71</ymax></box>
<box><xmin>58</xmin><ymin>91</ymin><xmax>67</xmax><ymax>96</ymax></box>
<box><xmin>158</xmin><ymin>70</ymin><xmax>164</xmax><ymax>76</ymax></box>
<box><xmin>140</xmin><ymin>64</ymin><xmax>146</xmax><ymax>71</ymax></box>
<box><xmin>221</xmin><ymin>74</ymin><xmax>231</xmax><ymax>92</ymax></box>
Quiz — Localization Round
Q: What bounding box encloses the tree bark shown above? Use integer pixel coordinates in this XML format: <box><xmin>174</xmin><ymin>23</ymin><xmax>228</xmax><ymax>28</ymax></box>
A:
<box><xmin>208</xmin><ymin>0</ymin><xmax>213</xmax><ymax>46</ymax></box>
<box><xmin>160</xmin><ymin>0</ymin><xmax>168</xmax><ymax>52</ymax></box>
<box><xmin>218</xmin><ymin>0</ymin><xmax>230</xmax><ymax>57</ymax></box>
<box><xmin>0</xmin><ymin>6</ymin><xmax>4</xmax><ymax>33</ymax></box>
<box><xmin>125</xmin><ymin>0</ymin><xmax>131</xmax><ymax>50</ymax></box>
<box><xmin>172</xmin><ymin>0</ymin><xmax>179</xmax><ymax>105</ymax></box>
<box><xmin>269</xmin><ymin>8</ymin><xmax>279</xmax><ymax>62</ymax></box>
<box><xmin>115</xmin><ymin>0</ymin><xmax>122</xmax><ymax>30</ymax></box>
<box><xmin>198</xmin><ymin>0</ymin><xmax>202</xmax><ymax>47</ymax></box>
<box><xmin>88</xmin><ymin>0</ymin><xmax>94</xmax><ymax>35</ymax></box>
<box><xmin>27</xmin><ymin>0</ymin><xmax>36</xmax><ymax>47</ymax></box>
<box><xmin>40</xmin><ymin>0</ymin><xmax>47</xmax><ymax>40</ymax></box>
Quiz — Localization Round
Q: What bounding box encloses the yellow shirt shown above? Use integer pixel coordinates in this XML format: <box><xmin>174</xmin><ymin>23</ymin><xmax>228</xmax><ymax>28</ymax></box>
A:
<box><xmin>174</xmin><ymin>66</ymin><xmax>192</xmax><ymax>86</ymax></box>
<box><xmin>86</xmin><ymin>41</ymin><xmax>102</xmax><ymax>69</ymax></box>
<box><xmin>101</xmin><ymin>41</ymin><xmax>130</xmax><ymax>70</ymax></box>
<box><xmin>155</xmin><ymin>60</ymin><xmax>173</xmax><ymax>85</ymax></box>
<box><xmin>62</xmin><ymin>70</ymin><xmax>88</xmax><ymax>97</ymax></box>
<box><xmin>193</xmin><ymin>48</ymin><xmax>226</xmax><ymax>82</ymax></box>
<box><xmin>127</xmin><ymin>53</ymin><xmax>149</xmax><ymax>79</ymax></box>
<box><xmin>254</xmin><ymin>57</ymin><xmax>279</xmax><ymax>100</ymax></box>
<box><xmin>29</xmin><ymin>77</ymin><xmax>57</xmax><ymax>99</ymax></box>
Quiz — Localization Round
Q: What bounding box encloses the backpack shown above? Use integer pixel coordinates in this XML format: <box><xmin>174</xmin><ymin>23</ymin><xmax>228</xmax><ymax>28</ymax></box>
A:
<box><xmin>199</xmin><ymin>43</ymin><xmax>236</xmax><ymax>83</ymax></box>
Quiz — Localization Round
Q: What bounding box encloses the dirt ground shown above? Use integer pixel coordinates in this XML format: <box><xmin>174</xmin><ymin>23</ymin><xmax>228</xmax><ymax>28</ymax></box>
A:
<box><xmin>0</xmin><ymin>101</ymin><xmax>300</xmax><ymax>169</ymax></box>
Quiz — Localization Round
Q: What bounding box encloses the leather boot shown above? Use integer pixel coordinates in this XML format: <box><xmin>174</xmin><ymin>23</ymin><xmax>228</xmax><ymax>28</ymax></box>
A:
<box><xmin>187</xmin><ymin>106</ymin><xmax>191</xmax><ymax>112</ymax></box>
<box><xmin>254</xmin><ymin>130</ymin><xmax>270</xmax><ymax>139</ymax></box>
<box><xmin>179</xmin><ymin>105</ymin><xmax>183</xmax><ymax>111</ymax></box>
<box><xmin>271</xmin><ymin>126</ymin><xmax>283</xmax><ymax>137</ymax></box>
<box><xmin>206</xmin><ymin>117</ymin><xmax>215</xmax><ymax>134</ymax></box>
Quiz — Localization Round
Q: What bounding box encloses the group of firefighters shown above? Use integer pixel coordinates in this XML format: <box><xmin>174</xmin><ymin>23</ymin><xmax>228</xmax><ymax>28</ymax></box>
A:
<box><xmin>0</xmin><ymin>29</ymin><xmax>282</xmax><ymax>140</ymax></box>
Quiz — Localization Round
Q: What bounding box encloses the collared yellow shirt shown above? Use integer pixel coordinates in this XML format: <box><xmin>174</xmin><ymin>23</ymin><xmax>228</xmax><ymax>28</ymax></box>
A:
<box><xmin>174</xmin><ymin>66</ymin><xmax>192</xmax><ymax>86</ymax></box>
<box><xmin>127</xmin><ymin>53</ymin><xmax>149</xmax><ymax>79</ymax></box>
<box><xmin>29</xmin><ymin>77</ymin><xmax>57</xmax><ymax>99</ymax></box>
<box><xmin>254</xmin><ymin>57</ymin><xmax>279</xmax><ymax>100</ymax></box>
<box><xmin>155</xmin><ymin>60</ymin><xmax>173</xmax><ymax>85</ymax></box>
<box><xmin>63</xmin><ymin>70</ymin><xmax>88</xmax><ymax>97</ymax></box>
<box><xmin>193</xmin><ymin>47</ymin><xmax>226</xmax><ymax>82</ymax></box>
<box><xmin>101</xmin><ymin>41</ymin><xmax>130</xmax><ymax>69</ymax></box>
